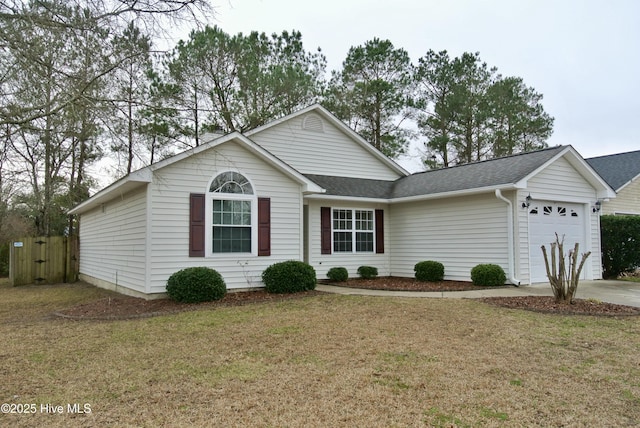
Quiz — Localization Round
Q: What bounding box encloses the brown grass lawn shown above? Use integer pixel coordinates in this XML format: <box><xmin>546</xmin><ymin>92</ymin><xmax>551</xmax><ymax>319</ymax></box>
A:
<box><xmin>1</xmin><ymin>278</ymin><xmax>640</xmax><ymax>427</ymax></box>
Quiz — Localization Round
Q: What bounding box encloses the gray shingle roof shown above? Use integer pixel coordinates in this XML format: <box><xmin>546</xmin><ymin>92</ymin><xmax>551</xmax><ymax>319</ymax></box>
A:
<box><xmin>306</xmin><ymin>146</ymin><xmax>567</xmax><ymax>199</ymax></box>
<box><xmin>586</xmin><ymin>150</ymin><xmax>640</xmax><ymax>191</ymax></box>
<box><xmin>304</xmin><ymin>174</ymin><xmax>396</xmax><ymax>199</ymax></box>
<box><xmin>391</xmin><ymin>146</ymin><xmax>566</xmax><ymax>198</ymax></box>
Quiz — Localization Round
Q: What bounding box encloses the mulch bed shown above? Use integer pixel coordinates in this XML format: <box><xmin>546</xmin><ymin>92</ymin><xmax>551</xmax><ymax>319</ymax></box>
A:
<box><xmin>481</xmin><ymin>296</ymin><xmax>640</xmax><ymax>317</ymax></box>
<box><xmin>54</xmin><ymin>290</ymin><xmax>324</xmax><ymax>321</ymax></box>
<box><xmin>53</xmin><ymin>277</ymin><xmax>640</xmax><ymax>320</ymax></box>
<box><xmin>326</xmin><ymin>277</ymin><xmax>503</xmax><ymax>291</ymax></box>
<box><xmin>330</xmin><ymin>277</ymin><xmax>640</xmax><ymax>316</ymax></box>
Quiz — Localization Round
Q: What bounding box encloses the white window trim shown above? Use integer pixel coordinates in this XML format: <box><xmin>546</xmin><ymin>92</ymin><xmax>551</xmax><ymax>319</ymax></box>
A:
<box><xmin>205</xmin><ymin>171</ymin><xmax>258</xmax><ymax>258</ymax></box>
<box><xmin>331</xmin><ymin>207</ymin><xmax>376</xmax><ymax>254</ymax></box>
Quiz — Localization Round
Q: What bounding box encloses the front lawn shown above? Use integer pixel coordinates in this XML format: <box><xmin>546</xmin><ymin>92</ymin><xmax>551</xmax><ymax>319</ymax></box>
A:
<box><xmin>1</xmin><ymin>280</ymin><xmax>639</xmax><ymax>427</ymax></box>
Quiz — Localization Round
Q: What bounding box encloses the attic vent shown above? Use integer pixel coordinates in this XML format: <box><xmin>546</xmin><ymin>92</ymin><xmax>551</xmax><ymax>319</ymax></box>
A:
<box><xmin>302</xmin><ymin>114</ymin><xmax>324</xmax><ymax>132</ymax></box>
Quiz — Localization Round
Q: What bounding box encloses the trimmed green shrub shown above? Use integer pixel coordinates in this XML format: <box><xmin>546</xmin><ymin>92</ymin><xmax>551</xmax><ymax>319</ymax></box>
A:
<box><xmin>414</xmin><ymin>260</ymin><xmax>445</xmax><ymax>282</ymax></box>
<box><xmin>327</xmin><ymin>267</ymin><xmax>349</xmax><ymax>282</ymax></box>
<box><xmin>166</xmin><ymin>267</ymin><xmax>227</xmax><ymax>303</ymax></box>
<box><xmin>357</xmin><ymin>265</ymin><xmax>378</xmax><ymax>279</ymax></box>
<box><xmin>601</xmin><ymin>215</ymin><xmax>640</xmax><ymax>278</ymax></box>
<box><xmin>471</xmin><ymin>264</ymin><xmax>506</xmax><ymax>286</ymax></box>
<box><xmin>262</xmin><ymin>260</ymin><xmax>316</xmax><ymax>293</ymax></box>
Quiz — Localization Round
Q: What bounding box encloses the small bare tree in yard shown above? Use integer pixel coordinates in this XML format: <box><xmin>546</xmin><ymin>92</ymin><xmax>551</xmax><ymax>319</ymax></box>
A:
<box><xmin>541</xmin><ymin>234</ymin><xmax>591</xmax><ymax>304</ymax></box>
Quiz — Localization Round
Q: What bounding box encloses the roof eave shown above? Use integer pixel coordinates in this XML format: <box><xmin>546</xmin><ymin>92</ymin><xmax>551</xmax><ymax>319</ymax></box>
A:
<box><xmin>390</xmin><ymin>184</ymin><xmax>520</xmax><ymax>204</ymax></box>
<box><xmin>68</xmin><ymin>169</ymin><xmax>152</xmax><ymax>215</ymax></box>
<box><xmin>304</xmin><ymin>194</ymin><xmax>390</xmax><ymax>203</ymax></box>
<box><xmin>615</xmin><ymin>171</ymin><xmax>640</xmax><ymax>193</ymax></box>
<box><xmin>562</xmin><ymin>146</ymin><xmax>616</xmax><ymax>199</ymax></box>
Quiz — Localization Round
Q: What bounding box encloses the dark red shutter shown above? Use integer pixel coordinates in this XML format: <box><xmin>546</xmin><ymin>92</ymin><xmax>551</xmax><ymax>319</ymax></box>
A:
<box><xmin>258</xmin><ymin>197</ymin><xmax>271</xmax><ymax>256</ymax></box>
<box><xmin>321</xmin><ymin>207</ymin><xmax>331</xmax><ymax>254</ymax></box>
<box><xmin>189</xmin><ymin>193</ymin><xmax>205</xmax><ymax>257</ymax></box>
<box><xmin>375</xmin><ymin>209</ymin><xmax>384</xmax><ymax>254</ymax></box>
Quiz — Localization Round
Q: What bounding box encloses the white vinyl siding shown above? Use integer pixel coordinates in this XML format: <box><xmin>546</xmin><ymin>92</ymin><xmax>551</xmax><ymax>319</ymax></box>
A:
<box><xmin>77</xmin><ymin>186</ymin><xmax>148</xmax><ymax>293</ymax></box>
<box><xmin>250</xmin><ymin>114</ymin><xmax>402</xmax><ymax>180</ymax></box>
<box><xmin>147</xmin><ymin>141</ymin><xmax>303</xmax><ymax>293</ymax></box>
<box><xmin>389</xmin><ymin>194</ymin><xmax>509</xmax><ymax>281</ymax></box>
<box><xmin>526</xmin><ymin>157</ymin><xmax>597</xmax><ymax>201</ymax></box>
<box><xmin>307</xmin><ymin>200</ymin><xmax>390</xmax><ymax>279</ymax></box>
<box><xmin>520</xmin><ymin>156</ymin><xmax>601</xmax><ymax>282</ymax></box>
<box><xmin>602</xmin><ymin>179</ymin><xmax>640</xmax><ymax>215</ymax></box>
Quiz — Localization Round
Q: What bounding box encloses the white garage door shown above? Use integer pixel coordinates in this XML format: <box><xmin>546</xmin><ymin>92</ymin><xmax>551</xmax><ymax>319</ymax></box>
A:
<box><xmin>529</xmin><ymin>201</ymin><xmax>586</xmax><ymax>283</ymax></box>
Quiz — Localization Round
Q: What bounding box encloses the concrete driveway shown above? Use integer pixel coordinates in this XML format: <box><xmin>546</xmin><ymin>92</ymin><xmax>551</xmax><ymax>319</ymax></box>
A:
<box><xmin>574</xmin><ymin>280</ymin><xmax>640</xmax><ymax>308</ymax></box>
<box><xmin>316</xmin><ymin>280</ymin><xmax>640</xmax><ymax>308</ymax></box>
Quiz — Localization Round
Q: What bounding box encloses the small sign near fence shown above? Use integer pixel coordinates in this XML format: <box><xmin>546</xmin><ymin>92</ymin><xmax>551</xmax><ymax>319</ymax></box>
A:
<box><xmin>9</xmin><ymin>236</ymin><xmax>78</xmax><ymax>286</ymax></box>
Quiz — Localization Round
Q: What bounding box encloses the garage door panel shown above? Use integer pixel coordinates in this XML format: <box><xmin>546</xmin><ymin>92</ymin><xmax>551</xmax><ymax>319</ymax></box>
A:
<box><xmin>529</xmin><ymin>201</ymin><xmax>586</xmax><ymax>283</ymax></box>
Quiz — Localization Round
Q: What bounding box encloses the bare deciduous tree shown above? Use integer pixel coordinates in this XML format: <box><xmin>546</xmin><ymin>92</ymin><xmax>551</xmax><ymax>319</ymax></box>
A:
<box><xmin>541</xmin><ymin>234</ymin><xmax>591</xmax><ymax>304</ymax></box>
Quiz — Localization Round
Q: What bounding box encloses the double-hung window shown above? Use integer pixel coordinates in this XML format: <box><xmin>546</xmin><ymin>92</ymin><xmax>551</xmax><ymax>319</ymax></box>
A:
<box><xmin>332</xmin><ymin>208</ymin><xmax>374</xmax><ymax>253</ymax></box>
<box><xmin>212</xmin><ymin>199</ymin><xmax>252</xmax><ymax>253</ymax></box>
<box><xmin>208</xmin><ymin>171</ymin><xmax>256</xmax><ymax>254</ymax></box>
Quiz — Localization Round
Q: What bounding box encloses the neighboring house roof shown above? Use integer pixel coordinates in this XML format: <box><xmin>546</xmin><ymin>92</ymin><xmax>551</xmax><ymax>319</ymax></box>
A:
<box><xmin>586</xmin><ymin>150</ymin><xmax>640</xmax><ymax>192</ymax></box>
<box><xmin>307</xmin><ymin>145</ymin><xmax>615</xmax><ymax>202</ymax></box>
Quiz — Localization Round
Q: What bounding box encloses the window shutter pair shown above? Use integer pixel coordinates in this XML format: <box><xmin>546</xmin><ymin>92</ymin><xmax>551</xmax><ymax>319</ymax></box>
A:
<box><xmin>320</xmin><ymin>207</ymin><xmax>384</xmax><ymax>254</ymax></box>
<box><xmin>189</xmin><ymin>194</ymin><xmax>270</xmax><ymax>257</ymax></box>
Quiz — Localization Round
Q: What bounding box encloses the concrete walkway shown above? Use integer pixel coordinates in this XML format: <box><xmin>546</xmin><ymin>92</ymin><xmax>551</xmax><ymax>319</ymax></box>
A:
<box><xmin>316</xmin><ymin>280</ymin><xmax>640</xmax><ymax>308</ymax></box>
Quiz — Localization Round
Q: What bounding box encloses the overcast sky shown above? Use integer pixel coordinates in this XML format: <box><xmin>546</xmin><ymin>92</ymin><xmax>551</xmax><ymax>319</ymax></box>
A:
<box><xmin>193</xmin><ymin>0</ymin><xmax>639</xmax><ymax>171</ymax></box>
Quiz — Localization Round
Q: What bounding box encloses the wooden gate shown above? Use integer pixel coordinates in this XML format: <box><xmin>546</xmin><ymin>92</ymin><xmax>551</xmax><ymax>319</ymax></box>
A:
<box><xmin>9</xmin><ymin>236</ymin><xmax>78</xmax><ymax>286</ymax></box>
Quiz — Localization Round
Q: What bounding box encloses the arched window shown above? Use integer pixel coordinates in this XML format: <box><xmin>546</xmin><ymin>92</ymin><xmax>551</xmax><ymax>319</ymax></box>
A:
<box><xmin>209</xmin><ymin>171</ymin><xmax>253</xmax><ymax>194</ymax></box>
<box><xmin>207</xmin><ymin>171</ymin><xmax>256</xmax><ymax>254</ymax></box>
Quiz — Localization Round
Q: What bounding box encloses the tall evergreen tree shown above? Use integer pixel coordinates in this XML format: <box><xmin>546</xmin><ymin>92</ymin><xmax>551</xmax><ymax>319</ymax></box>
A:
<box><xmin>485</xmin><ymin>76</ymin><xmax>554</xmax><ymax>157</ymax></box>
<box><xmin>414</xmin><ymin>50</ymin><xmax>462</xmax><ymax>167</ymax></box>
<box><xmin>324</xmin><ymin>38</ymin><xmax>413</xmax><ymax>158</ymax></box>
<box><xmin>166</xmin><ymin>26</ymin><xmax>326</xmax><ymax>141</ymax></box>
<box><xmin>415</xmin><ymin>50</ymin><xmax>554</xmax><ymax>167</ymax></box>
<box><xmin>109</xmin><ymin>22</ymin><xmax>154</xmax><ymax>175</ymax></box>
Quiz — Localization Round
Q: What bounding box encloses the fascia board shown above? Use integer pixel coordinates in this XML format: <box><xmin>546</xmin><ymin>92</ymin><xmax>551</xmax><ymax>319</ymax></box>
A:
<box><xmin>304</xmin><ymin>194</ymin><xmax>390</xmax><ymax>204</ymax></box>
<box><xmin>389</xmin><ymin>184</ymin><xmax>519</xmax><ymax>204</ymax></box>
<box><xmin>68</xmin><ymin>169</ymin><xmax>152</xmax><ymax>215</ymax></box>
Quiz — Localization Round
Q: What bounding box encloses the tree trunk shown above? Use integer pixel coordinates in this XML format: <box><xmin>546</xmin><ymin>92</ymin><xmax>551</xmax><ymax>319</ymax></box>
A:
<box><xmin>541</xmin><ymin>234</ymin><xmax>591</xmax><ymax>304</ymax></box>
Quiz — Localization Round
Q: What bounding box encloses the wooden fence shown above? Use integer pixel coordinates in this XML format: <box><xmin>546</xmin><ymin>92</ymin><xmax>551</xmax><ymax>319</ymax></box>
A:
<box><xmin>9</xmin><ymin>236</ymin><xmax>78</xmax><ymax>286</ymax></box>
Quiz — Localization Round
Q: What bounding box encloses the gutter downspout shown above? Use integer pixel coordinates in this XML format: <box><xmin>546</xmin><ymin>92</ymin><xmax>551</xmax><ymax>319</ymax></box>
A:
<box><xmin>495</xmin><ymin>189</ymin><xmax>520</xmax><ymax>286</ymax></box>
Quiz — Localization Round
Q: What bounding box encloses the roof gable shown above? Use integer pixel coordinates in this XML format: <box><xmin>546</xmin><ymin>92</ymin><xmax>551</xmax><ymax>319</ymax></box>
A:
<box><xmin>587</xmin><ymin>150</ymin><xmax>640</xmax><ymax>191</ymax></box>
<box><xmin>70</xmin><ymin>133</ymin><xmax>324</xmax><ymax>215</ymax></box>
<box><xmin>245</xmin><ymin>104</ymin><xmax>409</xmax><ymax>179</ymax></box>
